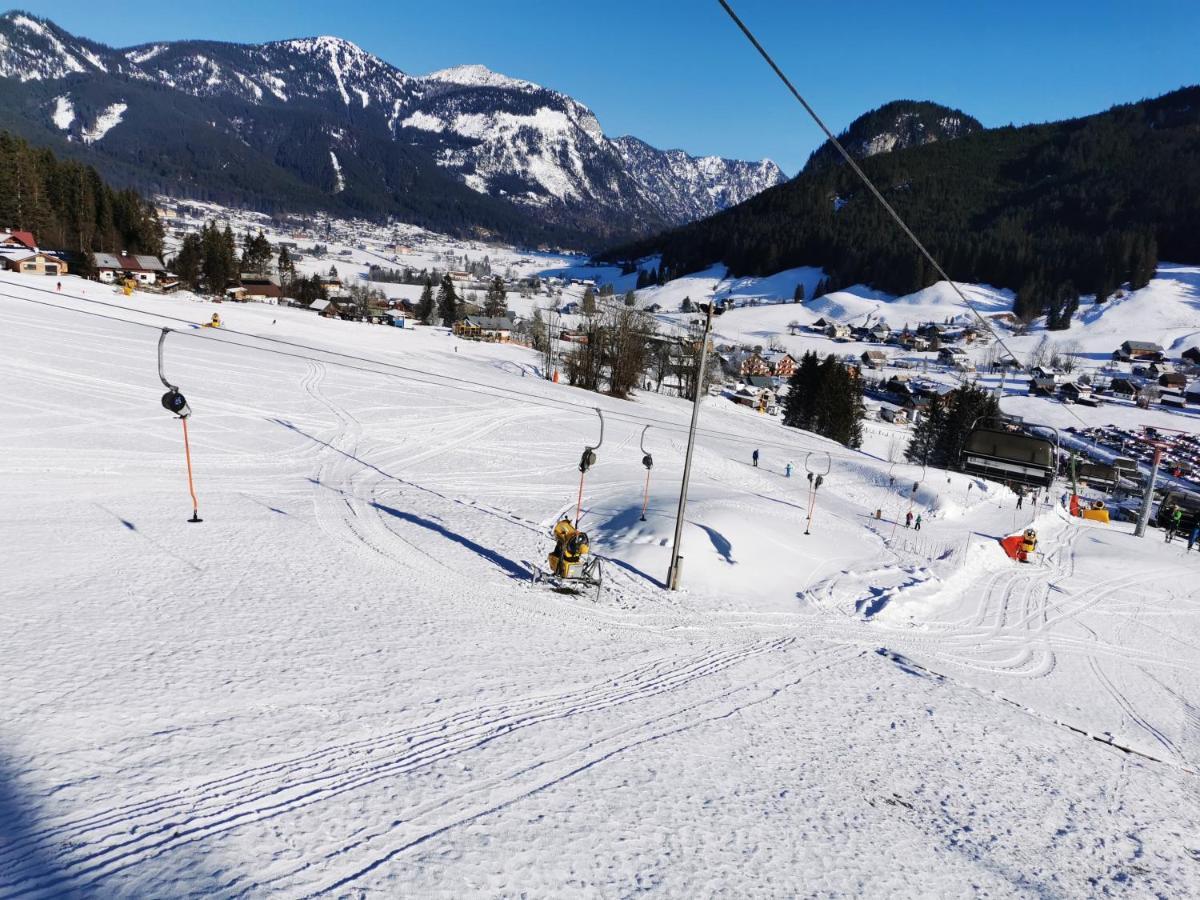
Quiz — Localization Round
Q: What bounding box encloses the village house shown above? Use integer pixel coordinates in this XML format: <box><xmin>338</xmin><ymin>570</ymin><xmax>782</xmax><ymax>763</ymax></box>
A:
<box><xmin>825</xmin><ymin>322</ymin><xmax>852</xmax><ymax>341</ymax></box>
<box><xmin>0</xmin><ymin>230</ymin><xmax>38</xmax><ymax>251</ymax></box>
<box><xmin>860</xmin><ymin>349</ymin><xmax>888</xmax><ymax>370</ymax></box>
<box><xmin>762</xmin><ymin>350</ymin><xmax>796</xmax><ymax>378</ymax></box>
<box><xmin>1160</xmin><ymin>371</ymin><xmax>1188</xmax><ymax>389</ymax></box>
<box><xmin>0</xmin><ymin>248</ymin><xmax>67</xmax><ymax>277</ymax></box>
<box><xmin>868</xmin><ymin>322</ymin><xmax>891</xmax><ymax>342</ymax></box>
<box><xmin>1182</xmin><ymin>346</ymin><xmax>1200</xmax><ymax>366</ymax></box>
<box><xmin>1115</xmin><ymin>340</ymin><xmax>1165</xmax><ymax>362</ymax></box>
<box><xmin>454</xmin><ymin>316</ymin><xmax>513</xmax><ymax>342</ymax></box>
<box><xmin>734</xmin><ymin>351</ymin><xmax>773</xmax><ymax>377</ymax></box>
<box><xmin>92</xmin><ymin>252</ymin><xmax>166</xmax><ymax>284</ymax></box>
<box><xmin>878</xmin><ymin>403</ymin><xmax>908</xmax><ymax>425</ymax></box>
<box><xmin>1107</xmin><ymin>377</ymin><xmax>1138</xmax><ymax>397</ymax></box>
<box><xmin>239</xmin><ymin>274</ymin><xmax>285</xmax><ymax>303</ymax></box>
<box><xmin>937</xmin><ymin>346</ymin><xmax>968</xmax><ymax>366</ymax></box>
<box><xmin>1060</xmin><ymin>381</ymin><xmax>1094</xmax><ymax>404</ymax></box>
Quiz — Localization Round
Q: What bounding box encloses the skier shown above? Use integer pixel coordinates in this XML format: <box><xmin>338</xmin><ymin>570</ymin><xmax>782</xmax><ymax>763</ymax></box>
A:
<box><xmin>752</xmin><ymin>449</ymin><xmax>759</xmax><ymax>468</ymax></box>
<box><xmin>905</xmin><ymin>511</ymin><xmax>914</xmax><ymax>529</ymax></box>
<box><xmin>785</xmin><ymin>461</ymin><xmax>793</xmax><ymax>478</ymax></box>
<box><xmin>1165</xmin><ymin>506</ymin><xmax>1183</xmax><ymax>542</ymax></box>
<box><xmin>56</xmin><ymin>281</ymin><xmax>62</xmax><ymax>291</ymax></box>
<box><xmin>1188</xmin><ymin>523</ymin><xmax>1200</xmax><ymax>552</ymax></box>
<box><xmin>914</xmin><ymin>514</ymin><xmax>922</xmax><ymax>531</ymax></box>
<box><xmin>1016</xmin><ymin>490</ymin><xmax>1024</xmax><ymax>510</ymax></box>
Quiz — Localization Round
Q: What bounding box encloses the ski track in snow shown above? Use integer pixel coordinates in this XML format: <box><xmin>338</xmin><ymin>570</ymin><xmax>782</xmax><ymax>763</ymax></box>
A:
<box><xmin>0</xmin><ymin>274</ymin><xmax>1198</xmax><ymax>896</ymax></box>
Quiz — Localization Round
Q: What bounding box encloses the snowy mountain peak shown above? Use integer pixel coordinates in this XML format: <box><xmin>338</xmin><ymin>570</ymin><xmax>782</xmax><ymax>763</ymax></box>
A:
<box><xmin>426</xmin><ymin>64</ymin><xmax>536</xmax><ymax>91</ymax></box>
<box><xmin>0</xmin><ymin>10</ymin><xmax>110</xmax><ymax>81</ymax></box>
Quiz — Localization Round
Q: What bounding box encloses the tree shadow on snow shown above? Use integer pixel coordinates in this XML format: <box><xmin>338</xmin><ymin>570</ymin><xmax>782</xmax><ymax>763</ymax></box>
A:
<box><xmin>0</xmin><ymin>748</ymin><xmax>264</xmax><ymax>898</ymax></box>
<box><xmin>371</xmin><ymin>501</ymin><xmax>529</xmax><ymax>581</ymax></box>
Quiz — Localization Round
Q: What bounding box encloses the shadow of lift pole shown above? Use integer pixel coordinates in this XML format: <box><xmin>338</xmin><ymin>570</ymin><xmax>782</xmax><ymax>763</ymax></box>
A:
<box><xmin>666</xmin><ymin>300</ymin><xmax>724</xmax><ymax>591</ymax></box>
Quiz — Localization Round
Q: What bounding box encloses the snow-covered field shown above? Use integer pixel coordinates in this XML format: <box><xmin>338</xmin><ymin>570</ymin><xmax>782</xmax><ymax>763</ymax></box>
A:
<box><xmin>2</xmin><ymin>271</ymin><xmax>1199</xmax><ymax>897</ymax></box>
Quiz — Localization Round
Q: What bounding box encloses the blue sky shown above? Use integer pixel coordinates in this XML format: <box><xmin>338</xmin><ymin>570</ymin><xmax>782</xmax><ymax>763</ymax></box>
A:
<box><xmin>19</xmin><ymin>0</ymin><xmax>1200</xmax><ymax>173</ymax></box>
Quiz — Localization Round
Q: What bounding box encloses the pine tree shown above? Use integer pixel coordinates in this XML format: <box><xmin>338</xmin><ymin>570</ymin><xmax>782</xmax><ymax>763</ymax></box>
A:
<box><xmin>680</xmin><ymin>296</ymin><xmax>693</xmax><ymax>313</ymax></box>
<box><xmin>782</xmin><ymin>351</ymin><xmax>821</xmax><ymax>430</ymax></box>
<box><xmin>173</xmin><ymin>233</ymin><xmax>203</xmax><ymax>290</ymax></box>
<box><xmin>417</xmin><ymin>276</ymin><xmax>434</xmax><ymax>324</ymax></box>
<box><xmin>484</xmin><ymin>275</ymin><xmax>508</xmax><ymax>317</ymax></box>
<box><xmin>581</xmin><ymin>286</ymin><xmax>596</xmax><ymax>315</ymax></box>
<box><xmin>906</xmin><ymin>396</ymin><xmax>944</xmax><ymax>465</ymax></box>
<box><xmin>436</xmin><ymin>274</ymin><xmax>458</xmax><ymax>326</ymax></box>
<box><xmin>623</xmin><ymin>289</ymin><xmax>636</xmax><ymax>307</ymax></box>
<box><xmin>277</xmin><ymin>245</ymin><xmax>296</xmax><ymax>287</ymax></box>
<box><xmin>793</xmin><ymin>283</ymin><xmax>805</xmax><ymax>303</ymax></box>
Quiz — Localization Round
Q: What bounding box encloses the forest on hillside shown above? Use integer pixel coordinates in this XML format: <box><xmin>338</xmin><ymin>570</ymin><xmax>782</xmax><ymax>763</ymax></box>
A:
<box><xmin>0</xmin><ymin>130</ymin><xmax>163</xmax><ymax>264</ymax></box>
<box><xmin>604</xmin><ymin>87</ymin><xmax>1200</xmax><ymax>321</ymax></box>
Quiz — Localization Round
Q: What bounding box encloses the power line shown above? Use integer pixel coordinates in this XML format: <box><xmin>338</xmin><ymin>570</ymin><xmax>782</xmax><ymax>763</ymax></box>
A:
<box><xmin>715</xmin><ymin>0</ymin><xmax>1090</xmax><ymax>431</ymax></box>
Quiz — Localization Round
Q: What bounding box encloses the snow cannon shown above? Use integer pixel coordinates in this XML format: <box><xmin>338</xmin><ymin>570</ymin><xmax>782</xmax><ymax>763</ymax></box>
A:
<box><xmin>1000</xmin><ymin>528</ymin><xmax>1038</xmax><ymax>563</ymax></box>
<box><xmin>542</xmin><ymin>517</ymin><xmax>602</xmax><ymax>593</ymax></box>
<box><xmin>203</xmin><ymin>313</ymin><xmax>222</xmax><ymax>328</ymax></box>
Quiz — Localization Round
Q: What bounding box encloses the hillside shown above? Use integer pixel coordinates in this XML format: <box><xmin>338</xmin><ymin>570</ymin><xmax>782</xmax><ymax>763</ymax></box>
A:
<box><xmin>0</xmin><ymin>12</ymin><xmax>784</xmax><ymax>246</ymax></box>
<box><xmin>603</xmin><ymin>87</ymin><xmax>1200</xmax><ymax>305</ymax></box>
<box><xmin>0</xmin><ymin>269</ymin><xmax>1197</xmax><ymax>894</ymax></box>
<box><xmin>804</xmin><ymin>99</ymin><xmax>982</xmax><ymax>171</ymax></box>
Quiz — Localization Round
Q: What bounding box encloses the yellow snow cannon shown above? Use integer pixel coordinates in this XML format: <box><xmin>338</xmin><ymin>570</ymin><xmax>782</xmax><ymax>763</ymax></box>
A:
<box><xmin>543</xmin><ymin>517</ymin><xmax>602</xmax><ymax>593</ymax></box>
<box><xmin>202</xmin><ymin>313</ymin><xmax>222</xmax><ymax>328</ymax></box>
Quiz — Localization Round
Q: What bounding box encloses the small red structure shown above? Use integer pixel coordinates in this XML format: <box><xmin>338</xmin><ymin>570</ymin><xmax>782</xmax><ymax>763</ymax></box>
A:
<box><xmin>1000</xmin><ymin>528</ymin><xmax>1038</xmax><ymax>562</ymax></box>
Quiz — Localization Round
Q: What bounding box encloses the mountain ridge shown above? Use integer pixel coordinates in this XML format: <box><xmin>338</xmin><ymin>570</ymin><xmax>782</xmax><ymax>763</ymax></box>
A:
<box><xmin>0</xmin><ymin>11</ymin><xmax>785</xmax><ymax>246</ymax></box>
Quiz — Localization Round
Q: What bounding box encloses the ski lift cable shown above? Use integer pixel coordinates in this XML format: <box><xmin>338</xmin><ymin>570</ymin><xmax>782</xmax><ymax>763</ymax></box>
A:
<box><xmin>715</xmin><ymin>0</ymin><xmax>1090</xmax><ymax>431</ymax></box>
<box><xmin>0</xmin><ymin>287</ymin><xmax>867</xmax><ymax>461</ymax></box>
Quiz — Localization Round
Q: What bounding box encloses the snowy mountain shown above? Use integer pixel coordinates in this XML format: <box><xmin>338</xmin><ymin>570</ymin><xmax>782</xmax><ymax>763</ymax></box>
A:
<box><xmin>804</xmin><ymin>100</ymin><xmax>982</xmax><ymax>171</ymax></box>
<box><xmin>0</xmin><ymin>12</ymin><xmax>784</xmax><ymax>243</ymax></box>
<box><xmin>612</xmin><ymin>136</ymin><xmax>786</xmax><ymax>223</ymax></box>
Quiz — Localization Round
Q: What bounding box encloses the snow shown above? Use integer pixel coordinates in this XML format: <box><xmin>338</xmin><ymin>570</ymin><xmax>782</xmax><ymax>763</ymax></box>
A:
<box><xmin>50</xmin><ymin>94</ymin><xmax>73</xmax><ymax>130</ymax></box>
<box><xmin>329</xmin><ymin>150</ymin><xmax>345</xmax><ymax>193</ymax></box>
<box><xmin>125</xmin><ymin>44</ymin><xmax>166</xmax><ymax>65</ymax></box>
<box><xmin>0</xmin><ymin>262</ymin><xmax>1197</xmax><ymax>895</ymax></box>
<box><xmin>80</xmin><ymin>102</ymin><xmax>127</xmax><ymax>144</ymax></box>
<box><xmin>399</xmin><ymin>110</ymin><xmax>444</xmax><ymax>133</ymax></box>
<box><xmin>353</xmin><ymin>86</ymin><xmax>369</xmax><ymax>108</ymax></box>
<box><xmin>426</xmin><ymin>63</ymin><xmax>536</xmax><ymax>91</ymax></box>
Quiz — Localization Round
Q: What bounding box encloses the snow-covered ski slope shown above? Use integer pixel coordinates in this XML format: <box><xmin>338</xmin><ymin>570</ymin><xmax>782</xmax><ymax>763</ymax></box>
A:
<box><xmin>2</xmin><ymin>273</ymin><xmax>1198</xmax><ymax>896</ymax></box>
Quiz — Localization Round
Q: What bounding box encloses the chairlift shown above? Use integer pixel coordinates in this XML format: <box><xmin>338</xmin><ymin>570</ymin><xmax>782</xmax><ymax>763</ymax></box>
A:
<box><xmin>961</xmin><ymin>416</ymin><xmax>1059</xmax><ymax>489</ymax></box>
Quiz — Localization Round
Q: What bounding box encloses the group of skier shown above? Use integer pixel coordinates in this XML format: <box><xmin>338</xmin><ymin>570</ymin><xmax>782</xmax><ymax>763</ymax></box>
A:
<box><xmin>1162</xmin><ymin>505</ymin><xmax>1200</xmax><ymax>550</ymax></box>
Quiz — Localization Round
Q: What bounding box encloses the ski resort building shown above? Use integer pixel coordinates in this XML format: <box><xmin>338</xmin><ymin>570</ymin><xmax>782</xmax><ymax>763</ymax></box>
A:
<box><xmin>92</xmin><ymin>253</ymin><xmax>166</xmax><ymax>284</ymax></box>
<box><xmin>454</xmin><ymin>316</ymin><xmax>513</xmax><ymax>342</ymax></box>
<box><xmin>0</xmin><ymin>249</ymin><xmax>66</xmax><ymax>276</ymax></box>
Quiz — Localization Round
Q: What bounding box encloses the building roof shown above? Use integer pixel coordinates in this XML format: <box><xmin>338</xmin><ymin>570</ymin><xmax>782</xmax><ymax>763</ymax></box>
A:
<box><xmin>463</xmin><ymin>316</ymin><xmax>512</xmax><ymax>330</ymax></box>
<box><xmin>1122</xmin><ymin>340</ymin><xmax>1164</xmax><ymax>352</ymax></box>
<box><xmin>308</xmin><ymin>299</ymin><xmax>331</xmax><ymax>312</ymax></box>
<box><xmin>746</xmin><ymin>375</ymin><xmax>775</xmax><ymax>388</ymax></box>
<box><xmin>92</xmin><ymin>252</ymin><xmax>165</xmax><ymax>272</ymax></box>
<box><xmin>0</xmin><ymin>231</ymin><xmax>37</xmax><ymax>250</ymax></box>
<box><xmin>862</xmin><ymin>350</ymin><xmax>888</xmax><ymax>361</ymax></box>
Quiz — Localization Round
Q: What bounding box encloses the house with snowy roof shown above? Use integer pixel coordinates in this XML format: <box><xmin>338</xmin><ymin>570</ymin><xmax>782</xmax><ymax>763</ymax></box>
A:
<box><xmin>92</xmin><ymin>252</ymin><xmax>166</xmax><ymax>284</ymax></box>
